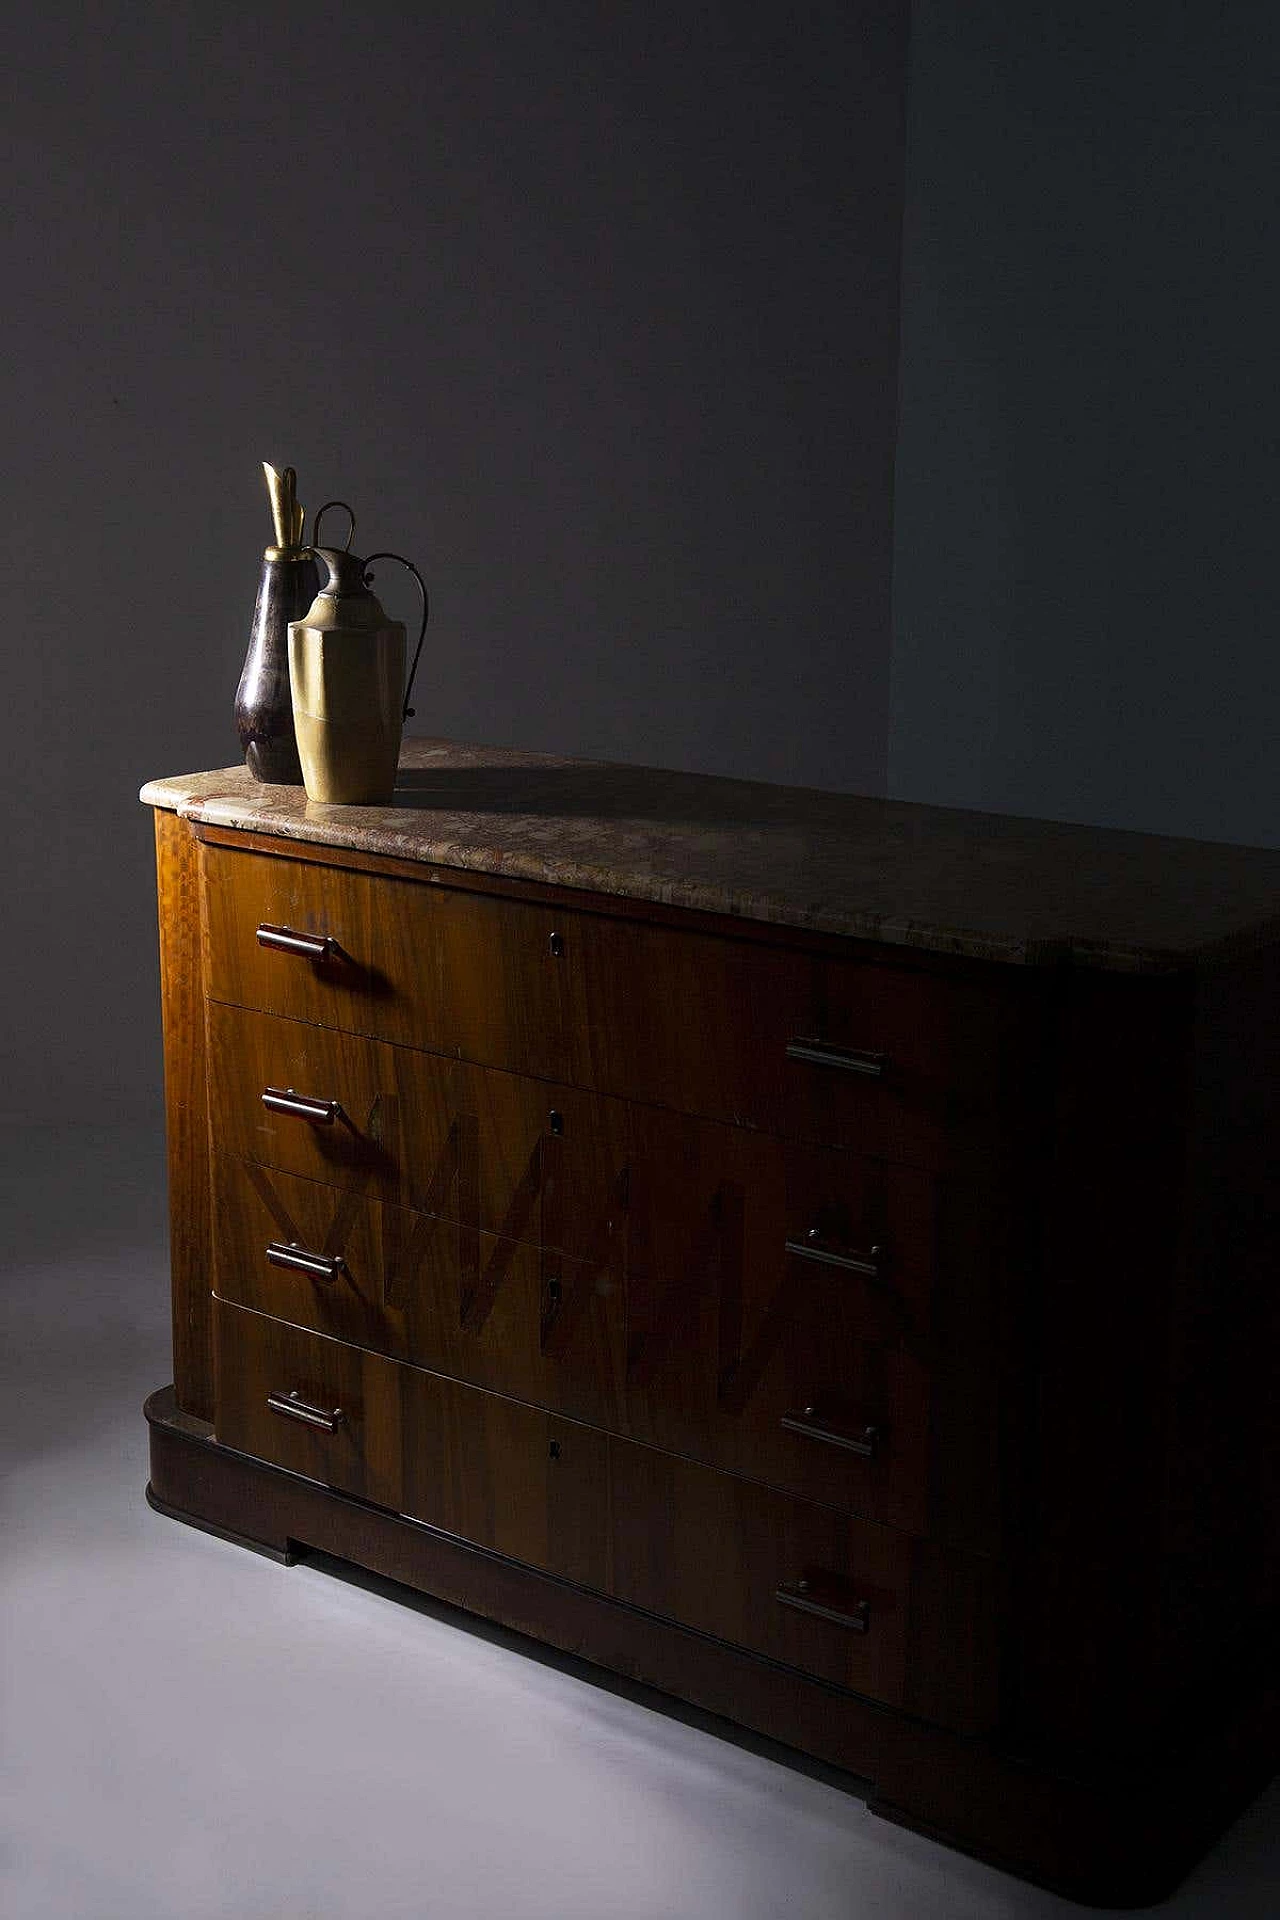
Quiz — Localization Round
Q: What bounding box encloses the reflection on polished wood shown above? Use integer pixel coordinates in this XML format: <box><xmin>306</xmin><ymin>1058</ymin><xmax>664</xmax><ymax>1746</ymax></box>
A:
<box><xmin>154</xmin><ymin>809</ymin><xmax>214</xmax><ymax>1420</ymax></box>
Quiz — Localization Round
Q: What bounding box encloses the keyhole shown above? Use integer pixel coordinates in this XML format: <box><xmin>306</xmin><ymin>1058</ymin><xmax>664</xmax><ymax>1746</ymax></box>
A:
<box><xmin>549</xmin><ymin>931</ymin><xmax>565</xmax><ymax>957</ymax></box>
<box><xmin>549</xmin><ymin>1439</ymin><xmax>562</xmax><ymax>1461</ymax></box>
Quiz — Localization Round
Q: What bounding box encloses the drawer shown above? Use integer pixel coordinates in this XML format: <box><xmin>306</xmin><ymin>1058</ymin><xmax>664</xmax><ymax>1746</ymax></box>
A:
<box><xmin>202</xmin><ymin>842</ymin><xmax>574</xmax><ymax>1083</ymax></box>
<box><xmin>201</xmin><ymin>842</ymin><xmax>1033</xmax><ymax>1163</ymax></box>
<box><xmin>610</xmin><ymin>1443</ymin><xmax>1000</xmax><ymax>1732</ymax></box>
<box><xmin>213</xmin><ymin>1297</ymin><xmax>997</xmax><ymax>1732</ymax></box>
<box><xmin>565</xmin><ymin>911</ymin><xmax>1032</xmax><ymax>1167</ymax></box>
<box><xmin>690</xmin><ymin>1146</ymin><xmax>1007</xmax><ymax>1550</ymax></box>
<box><xmin>212</xmin><ymin>1148</ymin><xmax>1003</xmax><ymax>1545</ymax></box>
<box><xmin>206</xmin><ymin>1000</ymin><xmax>632</xmax><ymax>1258</ymax></box>
<box><xmin>209</xmin><ymin>1001</ymin><xmax>939</xmax><ymax>1338</ymax></box>
<box><xmin>212</xmin><ymin>1152</ymin><xmax>628</xmax><ymax>1434</ymax></box>
<box><xmin>213</xmin><ymin>1297</ymin><xmax>612</xmax><ymax>1589</ymax></box>
<box><xmin>632</xmin><ymin>1256</ymin><xmax>936</xmax><ymax>1538</ymax></box>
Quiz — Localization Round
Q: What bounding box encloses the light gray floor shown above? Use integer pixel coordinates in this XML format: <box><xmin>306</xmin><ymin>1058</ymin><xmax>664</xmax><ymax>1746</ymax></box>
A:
<box><xmin>3</xmin><ymin>1123</ymin><xmax>1277</xmax><ymax>1920</ymax></box>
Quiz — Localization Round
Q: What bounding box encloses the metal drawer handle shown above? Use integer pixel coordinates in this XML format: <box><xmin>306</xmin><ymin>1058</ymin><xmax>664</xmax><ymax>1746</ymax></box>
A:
<box><xmin>266</xmin><ymin>1241</ymin><xmax>346</xmax><ymax>1283</ymax></box>
<box><xmin>785</xmin><ymin>1230</ymin><xmax>883</xmax><ymax>1278</ymax></box>
<box><xmin>781</xmin><ymin>1407</ymin><xmax>882</xmax><ymax>1458</ymax></box>
<box><xmin>786</xmin><ymin>1039</ymin><xmax>887</xmax><ymax>1077</ymax></box>
<box><xmin>256</xmin><ymin>923</ymin><xmax>337</xmax><ymax>960</ymax></box>
<box><xmin>262</xmin><ymin>1087</ymin><xmax>342</xmax><ymax>1125</ymax></box>
<box><xmin>266</xmin><ymin>1388</ymin><xmax>345</xmax><ymax>1433</ymax></box>
<box><xmin>775</xmin><ymin>1579</ymin><xmax>871</xmax><ymax>1634</ymax></box>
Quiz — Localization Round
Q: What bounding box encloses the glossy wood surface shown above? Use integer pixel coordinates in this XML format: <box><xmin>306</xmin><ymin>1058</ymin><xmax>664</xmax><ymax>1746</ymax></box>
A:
<box><xmin>212</xmin><ymin>1298</ymin><xmax>993</xmax><ymax>1728</ymax></box>
<box><xmin>214</xmin><ymin>1298</ymin><xmax>610</xmax><ymax>1588</ymax></box>
<box><xmin>201</xmin><ymin>839</ymin><xmax>1034</xmax><ymax>1165</ymax></box>
<box><xmin>212</xmin><ymin>1153</ymin><xmax>627</xmax><ymax>1436</ymax></box>
<box><xmin>154</xmin><ymin>810</ymin><xmax>214</xmax><ymax>1420</ymax></box>
<box><xmin>210</xmin><ymin>1147</ymin><xmax>974</xmax><ymax>1536</ymax></box>
<box><xmin>204</xmin><ymin>997</ymin><xmax>1008</xmax><ymax>1544</ymax></box>
<box><xmin>609</xmin><ymin>1439</ymin><xmax>1000</xmax><ymax>1730</ymax></box>
<box><xmin>149</xmin><ymin>1388</ymin><xmax>1280</xmax><ymax>1909</ymax></box>
<box><xmin>206</xmin><ymin>973</ymin><xmax>1014</xmax><ymax>1548</ymax></box>
<box><xmin>207</xmin><ymin>1002</ymin><xmax>951</xmax><ymax>1329</ymax></box>
<box><xmin>143</xmin><ymin>794</ymin><xmax>1280</xmax><ymax>1906</ymax></box>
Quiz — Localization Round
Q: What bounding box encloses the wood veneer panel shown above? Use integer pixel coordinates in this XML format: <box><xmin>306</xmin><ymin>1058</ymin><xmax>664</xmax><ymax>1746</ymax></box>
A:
<box><xmin>202</xmin><ymin>839</ymin><xmax>573</xmax><ymax>1075</ymax></box>
<box><xmin>214</xmin><ymin>1293</ymin><xmax>403</xmax><ymax>1507</ymax></box>
<box><xmin>211</xmin><ymin>1154</ymin><xmax>627</xmax><ymax>1436</ymax></box>
<box><xmin>209</xmin><ymin>1078</ymin><xmax>1005</xmax><ymax>1547</ymax></box>
<box><xmin>213</xmin><ymin>1299</ymin><xmax>610</xmax><ymax>1589</ymax></box>
<box><xmin>625</xmin><ymin>1138</ymin><xmax>943</xmax><ymax>1538</ymax></box>
<box><xmin>154</xmin><ymin>811</ymin><xmax>213</xmax><ymax>1419</ymax></box>
<box><xmin>211</xmin><ymin>1148</ymin><xmax>968</xmax><ymax>1537</ymax></box>
<box><xmin>205</xmin><ymin>999</ymin><xmax>625</xmax><ymax>1247</ymax></box>
<box><xmin>561</xmin><ymin>907</ymin><xmax>1032</xmax><ymax>1166</ymax></box>
<box><xmin>608</xmin><ymin>1439</ymin><xmax>1000</xmax><ymax>1732</ymax></box>
<box><xmin>204</xmin><ymin>990</ymin><xmax>1009</xmax><ymax>1544</ymax></box>
<box><xmin>205</xmin><ymin>1005</ymin><xmax>944</xmax><ymax>1332</ymax></box>
<box><xmin>213</xmin><ymin>1299</ymin><xmax>992</xmax><ymax>1731</ymax></box>
<box><xmin>200</xmin><ymin>839</ymin><xmax>1032</xmax><ymax>1165</ymax></box>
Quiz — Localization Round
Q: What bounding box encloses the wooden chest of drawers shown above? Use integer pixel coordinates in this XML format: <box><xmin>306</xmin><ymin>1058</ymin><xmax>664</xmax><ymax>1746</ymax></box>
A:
<box><xmin>142</xmin><ymin>741</ymin><xmax>1280</xmax><ymax>1905</ymax></box>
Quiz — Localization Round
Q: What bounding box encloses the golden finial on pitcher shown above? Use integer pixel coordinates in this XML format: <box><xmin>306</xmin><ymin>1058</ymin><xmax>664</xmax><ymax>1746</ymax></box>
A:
<box><xmin>262</xmin><ymin>462</ymin><xmax>308</xmax><ymax>558</ymax></box>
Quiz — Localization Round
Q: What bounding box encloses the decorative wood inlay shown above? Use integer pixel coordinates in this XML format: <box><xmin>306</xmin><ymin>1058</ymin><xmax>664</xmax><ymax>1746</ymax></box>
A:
<box><xmin>381</xmin><ymin>1197</ymin><xmax>443</xmax><ymax>1315</ymax></box>
<box><xmin>624</xmin><ymin>1179</ymin><xmax>732</xmax><ymax>1391</ymax></box>
<box><xmin>240</xmin><ymin>1156</ymin><xmax>370</xmax><ymax>1268</ymax></box>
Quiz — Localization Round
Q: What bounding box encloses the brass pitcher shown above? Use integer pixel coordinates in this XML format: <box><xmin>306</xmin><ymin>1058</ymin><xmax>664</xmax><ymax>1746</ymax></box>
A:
<box><xmin>288</xmin><ymin>505</ymin><xmax>428</xmax><ymax>805</ymax></box>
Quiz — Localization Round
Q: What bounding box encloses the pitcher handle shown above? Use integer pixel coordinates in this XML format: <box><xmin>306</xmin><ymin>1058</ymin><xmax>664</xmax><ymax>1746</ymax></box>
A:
<box><xmin>312</xmin><ymin>499</ymin><xmax>357</xmax><ymax>552</ymax></box>
<box><xmin>362</xmin><ymin>552</ymin><xmax>430</xmax><ymax>720</ymax></box>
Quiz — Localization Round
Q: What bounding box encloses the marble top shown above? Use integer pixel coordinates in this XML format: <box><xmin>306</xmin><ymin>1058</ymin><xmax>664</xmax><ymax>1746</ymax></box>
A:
<box><xmin>141</xmin><ymin>738</ymin><xmax>1280</xmax><ymax>973</ymax></box>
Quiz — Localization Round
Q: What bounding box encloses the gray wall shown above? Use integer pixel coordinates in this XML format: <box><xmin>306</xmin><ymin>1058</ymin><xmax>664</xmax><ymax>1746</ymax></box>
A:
<box><xmin>893</xmin><ymin>1</ymin><xmax>1280</xmax><ymax>844</ymax></box>
<box><xmin>7</xmin><ymin>2</ymin><xmax>1280</xmax><ymax>1128</ymax></box>
<box><xmin>1</xmin><ymin>1</ymin><xmax>906</xmax><ymax>1124</ymax></box>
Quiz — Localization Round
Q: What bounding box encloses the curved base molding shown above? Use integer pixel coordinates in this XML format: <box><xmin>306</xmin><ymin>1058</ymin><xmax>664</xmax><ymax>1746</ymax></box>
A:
<box><xmin>145</xmin><ymin>1385</ymin><xmax>1276</xmax><ymax>1908</ymax></box>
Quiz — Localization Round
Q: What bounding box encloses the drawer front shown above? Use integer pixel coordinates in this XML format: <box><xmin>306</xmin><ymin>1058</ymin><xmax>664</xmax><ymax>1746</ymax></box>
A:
<box><xmin>213</xmin><ymin>1298</ymin><xmax>612</xmax><ymax>1589</ymax></box>
<box><xmin>206</xmin><ymin>1001</ymin><xmax>630</xmax><ymax>1261</ymax></box>
<box><xmin>213</xmin><ymin>1298</ymin><xmax>996</xmax><ymax>1732</ymax></box>
<box><xmin>212</xmin><ymin>1148</ymin><xmax>1002</xmax><ymax>1544</ymax></box>
<box><xmin>213</xmin><ymin>1291</ymin><xmax>403</xmax><ymax>1508</ymax></box>
<box><xmin>212</xmin><ymin>1152</ymin><xmax>629</xmax><ymax>1434</ymax></box>
<box><xmin>609</xmin><ymin>1444</ymin><xmax>1000</xmax><ymax>1732</ymax></box>
<box><xmin>202</xmin><ymin>842</ymin><xmax>1031</xmax><ymax>1163</ymax></box>
<box><xmin>209</xmin><ymin>1001</ymin><xmax>937</xmax><ymax>1336</ymax></box>
<box><xmin>565</xmin><ymin>911</ymin><xmax>1031</xmax><ymax>1167</ymax></box>
<box><xmin>202</xmin><ymin>842</ymin><xmax>573</xmax><ymax>1082</ymax></box>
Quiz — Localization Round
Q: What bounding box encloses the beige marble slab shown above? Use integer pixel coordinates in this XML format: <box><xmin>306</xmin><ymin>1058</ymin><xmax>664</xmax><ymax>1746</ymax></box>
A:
<box><xmin>141</xmin><ymin>738</ymin><xmax>1280</xmax><ymax>972</ymax></box>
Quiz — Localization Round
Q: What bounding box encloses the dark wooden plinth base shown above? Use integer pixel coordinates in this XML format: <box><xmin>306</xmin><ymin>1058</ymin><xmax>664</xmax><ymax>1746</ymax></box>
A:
<box><xmin>145</xmin><ymin>1386</ymin><xmax>1275</xmax><ymax>1907</ymax></box>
